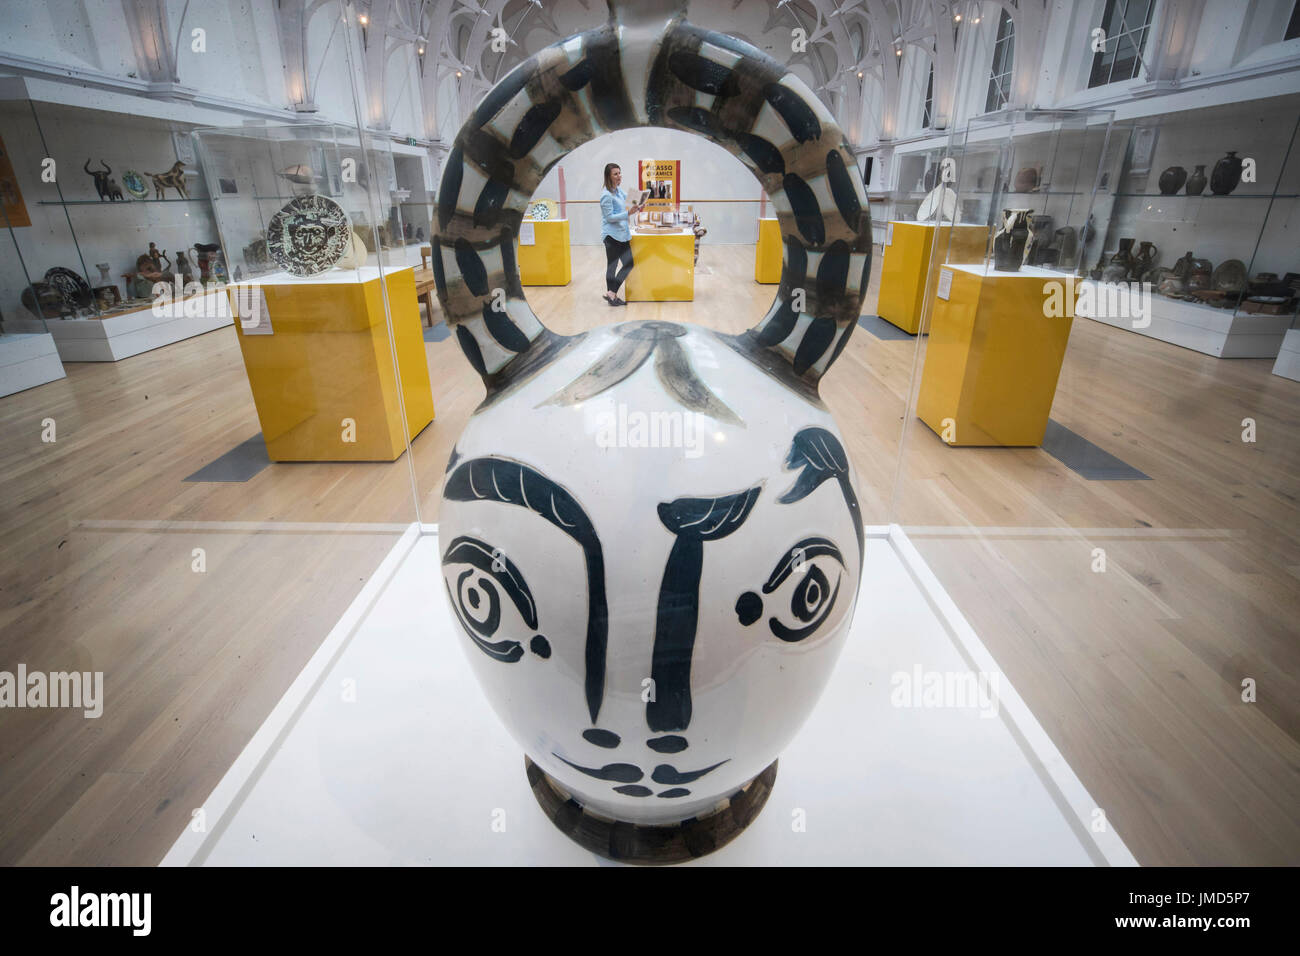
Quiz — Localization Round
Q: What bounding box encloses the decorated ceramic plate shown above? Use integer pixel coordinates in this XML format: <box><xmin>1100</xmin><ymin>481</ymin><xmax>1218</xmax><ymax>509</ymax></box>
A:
<box><xmin>122</xmin><ymin>169</ymin><xmax>149</xmax><ymax>200</ymax></box>
<box><xmin>1212</xmin><ymin>259</ymin><xmax>1247</xmax><ymax>292</ymax></box>
<box><xmin>266</xmin><ymin>195</ymin><xmax>353</xmax><ymax>277</ymax></box>
<box><xmin>527</xmin><ymin>198</ymin><xmax>558</xmax><ymax>221</ymax></box>
<box><xmin>44</xmin><ymin>266</ymin><xmax>93</xmax><ymax>310</ymax></box>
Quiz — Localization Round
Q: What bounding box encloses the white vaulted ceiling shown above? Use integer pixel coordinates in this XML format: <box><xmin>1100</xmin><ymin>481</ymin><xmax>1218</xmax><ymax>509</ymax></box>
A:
<box><xmin>341</xmin><ymin>0</ymin><xmax>1029</xmax><ymax>148</ymax></box>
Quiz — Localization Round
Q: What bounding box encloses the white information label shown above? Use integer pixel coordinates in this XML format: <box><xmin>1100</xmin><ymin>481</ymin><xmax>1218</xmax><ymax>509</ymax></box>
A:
<box><xmin>936</xmin><ymin>268</ymin><xmax>953</xmax><ymax>301</ymax></box>
<box><xmin>519</xmin><ymin>221</ymin><xmax>536</xmax><ymax>245</ymax></box>
<box><xmin>886</xmin><ymin>222</ymin><xmax>894</xmax><ymax>246</ymax></box>
<box><xmin>233</xmin><ymin>287</ymin><xmax>273</xmax><ymax>335</ymax></box>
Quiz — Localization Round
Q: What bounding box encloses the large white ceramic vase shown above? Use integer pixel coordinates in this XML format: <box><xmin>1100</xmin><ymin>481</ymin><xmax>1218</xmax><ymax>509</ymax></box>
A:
<box><xmin>432</xmin><ymin>0</ymin><xmax>873</xmax><ymax>861</ymax></box>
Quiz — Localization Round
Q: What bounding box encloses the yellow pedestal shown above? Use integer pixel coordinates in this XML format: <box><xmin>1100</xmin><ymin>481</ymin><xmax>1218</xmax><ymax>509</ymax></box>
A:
<box><xmin>877</xmin><ymin>221</ymin><xmax>987</xmax><ymax>334</ymax></box>
<box><xmin>518</xmin><ymin>219</ymin><xmax>571</xmax><ymax>286</ymax></box>
<box><xmin>626</xmin><ymin>231</ymin><xmax>695</xmax><ymax>301</ymax></box>
<box><xmin>755</xmin><ymin>217</ymin><xmax>782</xmax><ymax>283</ymax></box>
<box><xmin>230</xmin><ymin>267</ymin><xmax>435</xmax><ymax>462</ymax></box>
<box><xmin>917</xmin><ymin>265</ymin><xmax>1076</xmax><ymax>447</ymax></box>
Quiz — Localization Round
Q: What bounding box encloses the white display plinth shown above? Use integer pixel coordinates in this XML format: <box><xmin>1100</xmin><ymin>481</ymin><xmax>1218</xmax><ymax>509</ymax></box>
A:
<box><xmin>8</xmin><ymin>288</ymin><xmax>233</xmax><ymax>362</ymax></box>
<box><xmin>226</xmin><ymin>263</ymin><xmax>415</xmax><ymax>288</ymax></box>
<box><xmin>164</xmin><ymin>527</ymin><xmax>1136</xmax><ymax>867</ymax></box>
<box><xmin>1076</xmin><ymin>280</ymin><xmax>1290</xmax><ymax>359</ymax></box>
<box><xmin>1272</xmin><ymin>328</ymin><xmax>1300</xmax><ymax>381</ymax></box>
<box><xmin>0</xmin><ymin>332</ymin><xmax>66</xmax><ymax>396</ymax></box>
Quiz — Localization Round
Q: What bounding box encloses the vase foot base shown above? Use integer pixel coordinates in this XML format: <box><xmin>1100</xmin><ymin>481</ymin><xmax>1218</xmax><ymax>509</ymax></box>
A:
<box><xmin>525</xmin><ymin>756</ymin><xmax>778</xmax><ymax>865</ymax></box>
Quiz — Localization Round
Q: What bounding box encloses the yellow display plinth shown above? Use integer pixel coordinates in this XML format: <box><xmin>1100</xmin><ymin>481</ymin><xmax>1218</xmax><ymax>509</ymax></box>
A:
<box><xmin>917</xmin><ymin>264</ymin><xmax>1077</xmax><ymax>447</ymax></box>
<box><xmin>230</xmin><ymin>267</ymin><xmax>435</xmax><ymax>462</ymax></box>
<box><xmin>755</xmin><ymin>217</ymin><xmax>781</xmax><ymax>283</ymax></box>
<box><xmin>877</xmin><ymin>221</ymin><xmax>987</xmax><ymax>334</ymax></box>
<box><xmin>626</xmin><ymin>231</ymin><xmax>695</xmax><ymax>301</ymax></box>
<box><xmin>517</xmin><ymin>219</ymin><xmax>571</xmax><ymax>285</ymax></box>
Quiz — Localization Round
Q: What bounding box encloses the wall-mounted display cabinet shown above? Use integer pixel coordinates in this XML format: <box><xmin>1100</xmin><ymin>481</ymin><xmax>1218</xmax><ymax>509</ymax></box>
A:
<box><xmin>1081</xmin><ymin>94</ymin><xmax>1300</xmax><ymax>358</ymax></box>
<box><xmin>0</xmin><ymin>77</ymin><xmax>231</xmax><ymax>362</ymax></box>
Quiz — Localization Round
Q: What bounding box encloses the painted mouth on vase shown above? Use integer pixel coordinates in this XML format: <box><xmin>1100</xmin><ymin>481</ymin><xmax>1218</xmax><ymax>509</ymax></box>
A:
<box><xmin>552</xmin><ymin>753</ymin><xmax>730</xmax><ymax>798</ymax></box>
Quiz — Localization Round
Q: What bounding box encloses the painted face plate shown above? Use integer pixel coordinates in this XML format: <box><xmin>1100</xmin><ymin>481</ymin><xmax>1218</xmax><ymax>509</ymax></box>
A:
<box><xmin>440</xmin><ymin>321</ymin><xmax>864</xmax><ymax>824</ymax></box>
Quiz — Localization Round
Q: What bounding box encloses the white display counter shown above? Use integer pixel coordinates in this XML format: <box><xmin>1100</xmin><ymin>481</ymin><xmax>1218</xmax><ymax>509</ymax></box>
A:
<box><xmin>0</xmin><ymin>331</ymin><xmax>66</xmax><ymax>396</ymax></box>
<box><xmin>1272</xmin><ymin>328</ymin><xmax>1300</xmax><ymax>381</ymax></box>
<box><xmin>164</xmin><ymin>526</ymin><xmax>1137</xmax><ymax>867</ymax></box>
<box><xmin>1076</xmin><ymin>279</ymin><xmax>1291</xmax><ymax>359</ymax></box>
<box><xmin>7</xmin><ymin>288</ymin><xmax>233</xmax><ymax>362</ymax></box>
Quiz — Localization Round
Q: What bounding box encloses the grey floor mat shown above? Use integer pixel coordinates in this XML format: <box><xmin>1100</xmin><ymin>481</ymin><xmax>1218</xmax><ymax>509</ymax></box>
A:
<box><xmin>424</xmin><ymin>322</ymin><xmax>450</xmax><ymax>342</ymax></box>
<box><xmin>858</xmin><ymin>313</ymin><xmax>916</xmax><ymax>340</ymax></box>
<box><xmin>184</xmin><ymin>433</ymin><xmax>271</xmax><ymax>482</ymax></box>
<box><xmin>1042</xmin><ymin>420</ymin><xmax>1150</xmax><ymax>480</ymax></box>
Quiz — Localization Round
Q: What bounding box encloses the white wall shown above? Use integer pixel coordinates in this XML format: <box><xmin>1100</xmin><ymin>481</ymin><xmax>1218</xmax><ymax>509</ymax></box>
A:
<box><xmin>0</xmin><ymin>0</ymin><xmax>138</xmax><ymax>78</ymax></box>
<box><xmin>0</xmin><ymin>0</ymin><xmax>412</xmax><ymax>136</ymax></box>
<box><xmin>167</xmin><ymin>0</ymin><xmax>281</xmax><ymax>109</ymax></box>
<box><xmin>532</xmin><ymin>127</ymin><xmax>764</xmax><ymax>246</ymax></box>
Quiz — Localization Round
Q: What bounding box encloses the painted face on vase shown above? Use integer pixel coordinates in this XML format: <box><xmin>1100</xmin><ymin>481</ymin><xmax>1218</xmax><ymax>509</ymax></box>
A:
<box><xmin>439</xmin><ymin>320</ymin><xmax>864</xmax><ymax>823</ymax></box>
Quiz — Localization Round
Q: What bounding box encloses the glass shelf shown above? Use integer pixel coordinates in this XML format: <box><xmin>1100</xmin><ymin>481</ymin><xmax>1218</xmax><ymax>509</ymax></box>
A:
<box><xmin>1112</xmin><ymin>192</ymin><xmax>1297</xmax><ymax>199</ymax></box>
<box><xmin>899</xmin><ymin>190</ymin><xmax>1086</xmax><ymax>199</ymax></box>
<box><xmin>37</xmin><ymin>198</ymin><xmax>206</xmax><ymax>205</ymax></box>
<box><xmin>250</xmin><ymin>194</ymin><xmax>344</xmax><ymax>202</ymax></box>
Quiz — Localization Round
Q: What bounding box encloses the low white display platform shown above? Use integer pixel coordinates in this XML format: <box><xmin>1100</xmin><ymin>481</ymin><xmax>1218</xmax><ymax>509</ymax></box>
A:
<box><xmin>226</xmin><ymin>263</ymin><xmax>416</xmax><ymax>287</ymax></box>
<box><xmin>164</xmin><ymin>526</ymin><xmax>1136</xmax><ymax>867</ymax></box>
<box><xmin>8</xmin><ymin>289</ymin><xmax>233</xmax><ymax>362</ymax></box>
<box><xmin>1076</xmin><ymin>280</ymin><xmax>1290</xmax><ymax>358</ymax></box>
<box><xmin>0</xmin><ymin>332</ymin><xmax>66</xmax><ymax>396</ymax></box>
<box><xmin>1272</xmin><ymin>328</ymin><xmax>1300</xmax><ymax>381</ymax></box>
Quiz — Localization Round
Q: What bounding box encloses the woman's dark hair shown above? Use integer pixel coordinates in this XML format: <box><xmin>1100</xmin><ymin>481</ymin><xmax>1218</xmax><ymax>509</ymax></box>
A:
<box><xmin>603</xmin><ymin>163</ymin><xmax>621</xmax><ymax>191</ymax></box>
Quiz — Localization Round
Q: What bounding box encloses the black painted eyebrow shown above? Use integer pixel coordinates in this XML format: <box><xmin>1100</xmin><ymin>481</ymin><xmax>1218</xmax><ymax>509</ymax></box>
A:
<box><xmin>762</xmin><ymin>536</ymin><xmax>844</xmax><ymax>594</ymax></box>
<box><xmin>444</xmin><ymin>456</ymin><xmax>608</xmax><ymax>723</ymax></box>
<box><xmin>779</xmin><ymin>427</ymin><xmax>864</xmax><ymax>566</ymax></box>
<box><xmin>441</xmin><ymin>535</ymin><xmax>538</xmax><ymax>629</ymax></box>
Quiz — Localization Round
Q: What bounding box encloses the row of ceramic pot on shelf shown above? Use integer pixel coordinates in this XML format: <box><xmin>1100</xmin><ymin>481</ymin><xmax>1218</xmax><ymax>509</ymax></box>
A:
<box><xmin>1156</xmin><ymin>151</ymin><xmax>1245</xmax><ymax>196</ymax></box>
<box><xmin>1091</xmin><ymin>238</ymin><xmax>1298</xmax><ymax>312</ymax></box>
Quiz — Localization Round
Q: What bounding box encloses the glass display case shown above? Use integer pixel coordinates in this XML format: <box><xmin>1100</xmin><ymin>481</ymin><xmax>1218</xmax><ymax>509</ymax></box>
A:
<box><xmin>192</xmin><ymin>123</ymin><xmax>423</xmax><ymax>280</ymax></box>
<box><xmin>191</xmin><ymin>122</ymin><xmax>434</xmax><ymax>463</ymax></box>
<box><xmin>910</xmin><ymin>108</ymin><xmax>1114</xmax><ymax>447</ymax></box>
<box><xmin>0</xmin><ymin>77</ymin><xmax>231</xmax><ymax>362</ymax></box>
<box><xmin>940</xmin><ymin>108</ymin><xmax>1116</xmax><ymax>276</ymax></box>
<box><xmin>1083</xmin><ymin>95</ymin><xmax>1300</xmax><ymax>358</ymax></box>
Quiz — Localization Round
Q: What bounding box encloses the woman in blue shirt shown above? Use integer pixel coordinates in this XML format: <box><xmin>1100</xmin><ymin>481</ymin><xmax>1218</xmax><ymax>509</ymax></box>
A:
<box><xmin>599</xmin><ymin>163</ymin><xmax>641</xmax><ymax>306</ymax></box>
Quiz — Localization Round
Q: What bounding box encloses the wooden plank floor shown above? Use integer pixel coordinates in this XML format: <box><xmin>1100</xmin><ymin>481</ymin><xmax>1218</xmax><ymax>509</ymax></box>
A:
<box><xmin>0</xmin><ymin>243</ymin><xmax>1296</xmax><ymax>865</ymax></box>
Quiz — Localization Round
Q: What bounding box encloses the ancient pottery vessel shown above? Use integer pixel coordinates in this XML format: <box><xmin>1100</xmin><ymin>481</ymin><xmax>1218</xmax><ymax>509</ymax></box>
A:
<box><xmin>1130</xmin><ymin>241</ymin><xmax>1158</xmax><ymax>280</ymax></box>
<box><xmin>993</xmin><ymin>208</ymin><xmax>1030</xmax><ymax>271</ymax></box>
<box><xmin>1014</xmin><ymin>167</ymin><xmax>1040</xmax><ymax>192</ymax></box>
<box><xmin>1102</xmin><ymin>237</ymin><xmax>1135</xmax><ymax>283</ymax></box>
<box><xmin>1185</xmin><ymin>253</ymin><xmax>1214</xmax><ymax>291</ymax></box>
<box><xmin>1210</xmin><ymin>151</ymin><xmax>1242</xmax><ymax>195</ymax></box>
<box><xmin>1184</xmin><ymin>165</ymin><xmax>1207</xmax><ymax>196</ymax></box>
<box><xmin>432</xmin><ymin>0</ymin><xmax>870</xmax><ymax>865</ymax></box>
<box><xmin>1158</xmin><ymin>166</ymin><xmax>1186</xmax><ymax>195</ymax></box>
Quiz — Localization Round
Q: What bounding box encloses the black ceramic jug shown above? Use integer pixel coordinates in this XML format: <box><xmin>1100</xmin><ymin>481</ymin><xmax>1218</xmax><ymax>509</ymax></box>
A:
<box><xmin>1210</xmin><ymin>152</ymin><xmax>1242</xmax><ymax>195</ymax></box>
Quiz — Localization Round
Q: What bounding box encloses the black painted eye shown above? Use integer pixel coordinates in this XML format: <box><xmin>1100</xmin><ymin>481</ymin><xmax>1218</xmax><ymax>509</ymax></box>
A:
<box><xmin>455</xmin><ymin>569</ymin><xmax>501</xmax><ymax>637</ymax></box>
<box><xmin>759</xmin><ymin>537</ymin><xmax>846</xmax><ymax>643</ymax></box>
<box><xmin>442</xmin><ymin>535</ymin><xmax>545</xmax><ymax>663</ymax></box>
<box><xmin>791</xmin><ymin>565</ymin><xmax>830</xmax><ymax>623</ymax></box>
